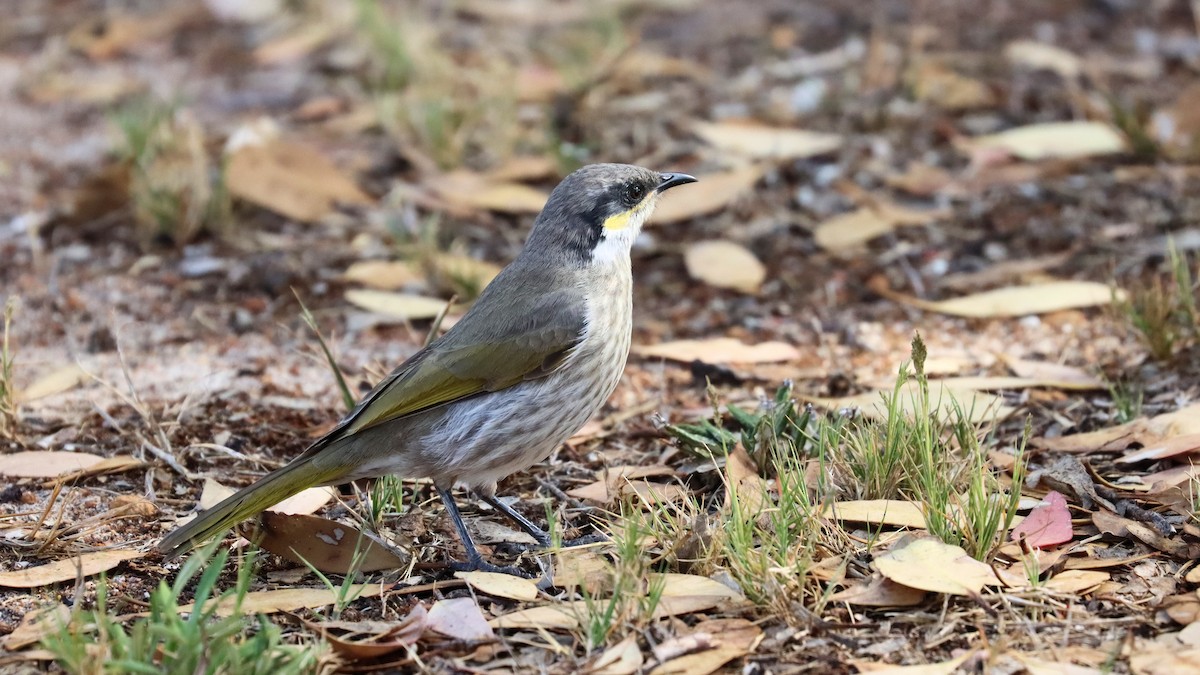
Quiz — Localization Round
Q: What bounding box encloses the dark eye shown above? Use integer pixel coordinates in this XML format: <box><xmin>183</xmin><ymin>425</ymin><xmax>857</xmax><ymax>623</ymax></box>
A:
<box><xmin>621</xmin><ymin>183</ymin><xmax>645</xmax><ymax>207</ymax></box>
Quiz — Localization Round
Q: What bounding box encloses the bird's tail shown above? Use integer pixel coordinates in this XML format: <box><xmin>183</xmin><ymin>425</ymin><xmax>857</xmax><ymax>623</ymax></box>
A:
<box><xmin>157</xmin><ymin>457</ymin><xmax>343</xmax><ymax>560</ymax></box>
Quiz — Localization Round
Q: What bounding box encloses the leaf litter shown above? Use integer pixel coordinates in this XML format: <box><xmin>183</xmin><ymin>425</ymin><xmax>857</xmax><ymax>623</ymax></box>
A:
<box><xmin>3</xmin><ymin>0</ymin><xmax>1200</xmax><ymax>672</ymax></box>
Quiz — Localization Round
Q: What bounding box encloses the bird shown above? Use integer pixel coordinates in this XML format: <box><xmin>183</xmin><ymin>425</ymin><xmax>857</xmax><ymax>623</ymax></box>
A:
<box><xmin>158</xmin><ymin>163</ymin><xmax>697</xmax><ymax>574</ymax></box>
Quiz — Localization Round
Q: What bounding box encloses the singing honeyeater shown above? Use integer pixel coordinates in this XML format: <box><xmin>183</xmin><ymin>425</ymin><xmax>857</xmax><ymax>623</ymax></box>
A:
<box><xmin>158</xmin><ymin>163</ymin><xmax>696</xmax><ymax>573</ymax></box>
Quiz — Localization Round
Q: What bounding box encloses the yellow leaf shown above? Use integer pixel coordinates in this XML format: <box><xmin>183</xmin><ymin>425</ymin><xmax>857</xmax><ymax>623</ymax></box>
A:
<box><xmin>16</xmin><ymin>364</ymin><xmax>87</xmax><ymax>403</ymax></box>
<box><xmin>684</xmin><ymin>240</ymin><xmax>765</xmax><ymax>293</ymax></box>
<box><xmin>633</xmin><ymin>338</ymin><xmax>799</xmax><ymax>364</ymax></box>
<box><xmin>874</xmin><ymin>538</ymin><xmax>1000</xmax><ymax>596</ymax></box>
<box><xmin>691</xmin><ymin>121</ymin><xmax>842</xmax><ymax>160</ymax></box>
<box><xmin>814</xmin><ymin>203</ymin><xmax>947</xmax><ymax>252</ymax></box>
<box><xmin>824</xmin><ymin>500</ymin><xmax>927</xmax><ymax>529</ymax></box>
<box><xmin>875</xmin><ymin>280</ymin><xmax>1121</xmax><ymax>318</ymax></box>
<box><xmin>967</xmin><ymin>121</ymin><xmax>1127</xmax><ymax>161</ymax></box>
<box><xmin>455</xmin><ymin>570</ymin><xmax>540</xmax><ymax>601</ymax></box>
<box><xmin>342</xmin><ymin>260</ymin><xmax>421</xmax><ymax>290</ymax></box>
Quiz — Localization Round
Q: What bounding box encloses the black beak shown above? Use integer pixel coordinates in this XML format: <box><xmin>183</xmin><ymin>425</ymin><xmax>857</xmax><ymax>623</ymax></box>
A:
<box><xmin>657</xmin><ymin>172</ymin><xmax>698</xmax><ymax>192</ymax></box>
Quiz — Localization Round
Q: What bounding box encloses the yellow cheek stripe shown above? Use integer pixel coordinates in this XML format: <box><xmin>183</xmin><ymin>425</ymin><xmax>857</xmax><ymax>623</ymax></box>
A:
<box><xmin>602</xmin><ymin>195</ymin><xmax>655</xmax><ymax>231</ymax></box>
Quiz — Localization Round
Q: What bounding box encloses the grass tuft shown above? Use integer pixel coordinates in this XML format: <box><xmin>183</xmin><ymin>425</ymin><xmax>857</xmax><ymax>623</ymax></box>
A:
<box><xmin>0</xmin><ymin>298</ymin><xmax>16</xmax><ymax>437</ymax></box>
<box><xmin>1118</xmin><ymin>241</ymin><xmax>1200</xmax><ymax>361</ymax></box>
<box><xmin>43</xmin><ymin>544</ymin><xmax>324</xmax><ymax>674</ymax></box>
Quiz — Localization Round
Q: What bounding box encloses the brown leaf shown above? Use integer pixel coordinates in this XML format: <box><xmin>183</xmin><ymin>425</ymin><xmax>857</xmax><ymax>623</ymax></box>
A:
<box><xmin>0</xmin><ymin>549</ymin><xmax>143</xmax><ymax>588</ymax></box>
<box><xmin>342</xmin><ymin>260</ymin><xmax>422</xmax><ymax>291</ymax></box>
<box><xmin>723</xmin><ymin>445</ymin><xmax>769</xmax><ymax>516</ymax></box>
<box><xmin>310</xmin><ymin>604</ymin><xmax>428</xmax><ymax>661</ymax></box>
<box><xmin>0</xmin><ymin>604</ymin><xmax>71</xmax><ymax>650</ymax></box>
<box><xmin>432</xmin><ymin>171</ymin><xmax>548</xmax><ymax>214</ymax></box>
<box><xmin>651</xmin><ymin>166</ymin><xmax>765</xmax><ymax>224</ymax></box>
<box><xmin>963</xmin><ymin>121</ymin><xmax>1127</xmax><ymax>161</ymax></box>
<box><xmin>16</xmin><ymin>365</ymin><xmax>87</xmax><ymax>403</ymax></box>
<box><xmin>683</xmin><ymin>240</ymin><xmax>765</xmax><ymax>293</ymax></box>
<box><xmin>909</xmin><ymin>61</ymin><xmax>994</xmax><ymax>110</ymax></box>
<box><xmin>565</xmin><ymin>465</ymin><xmax>678</xmax><ymax>504</ymax></box>
<box><xmin>1118</xmin><ymin>433</ymin><xmax>1200</xmax><ymax>465</ymax></box>
<box><xmin>588</xmin><ymin>633</ymin><xmax>644</xmax><ymax>675</ymax></box>
<box><xmin>344</xmin><ymin>289</ymin><xmax>452</xmax><ymax>321</ymax></box>
<box><xmin>1092</xmin><ymin>511</ymin><xmax>1193</xmax><ymax>559</ymax></box>
<box><xmin>249</xmin><ymin>512</ymin><xmax>408</xmax><ymax>573</ymax></box>
<box><xmin>824</xmin><ymin>500</ymin><xmax>927</xmax><ymax>529</ymax></box>
<box><xmin>0</xmin><ymin>451</ymin><xmax>105</xmax><ymax>478</ymax></box>
<box><xmin>179</xmin><ymin>584</ymin><xmax>386</xmax><ymax>617</ymax></box>
<box><xmin>828</xmin><ymin>575</ymin><xmax>928</xmax><ymax>607</ymax></box>
<box><xmin>225</xmin><ymin>132</ymin><xmax>371</xmax><ymax>222</ymax></box>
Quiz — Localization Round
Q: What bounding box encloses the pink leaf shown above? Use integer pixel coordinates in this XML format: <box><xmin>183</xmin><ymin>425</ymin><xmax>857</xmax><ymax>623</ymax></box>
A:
<box><xmin>1010</xmin><ymin>491</ymin><xmax>1073</xmax><ymax>548</ymax></box>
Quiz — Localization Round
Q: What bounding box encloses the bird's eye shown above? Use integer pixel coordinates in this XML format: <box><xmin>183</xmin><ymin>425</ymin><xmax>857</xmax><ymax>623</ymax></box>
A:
<box><xmin>621</xmin><ymin>183</ymin><xmax>646</xmax><ymax>207</ymax></box>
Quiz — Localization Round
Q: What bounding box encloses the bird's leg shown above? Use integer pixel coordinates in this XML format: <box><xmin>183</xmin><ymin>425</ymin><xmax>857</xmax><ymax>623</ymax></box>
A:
<box><xmin>479</xmin><ymin>492</ymin><xmax>609</xmax><ymax>551</ymax></box>
<box><xmin>436</xmin><ymin>487</ymin><xmax>528</xmax><ymax>577</ymax></box>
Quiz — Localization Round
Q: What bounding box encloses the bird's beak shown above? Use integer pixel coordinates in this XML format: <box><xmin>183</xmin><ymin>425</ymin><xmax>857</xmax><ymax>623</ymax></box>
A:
<box><xmin>656</xmin><ymin>172</ymin><xmax>698</xmax><ymax>192</ymax></box>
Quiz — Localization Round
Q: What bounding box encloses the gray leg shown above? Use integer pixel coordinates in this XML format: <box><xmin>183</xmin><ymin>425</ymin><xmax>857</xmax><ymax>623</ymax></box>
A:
<box><xmin>437</xmin><ymin>487</ymin><xmax>527</xmax><ymax>577</ymax></box>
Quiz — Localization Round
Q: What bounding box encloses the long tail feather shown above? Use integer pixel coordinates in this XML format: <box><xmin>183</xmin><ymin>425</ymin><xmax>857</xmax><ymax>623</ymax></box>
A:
<box><xmin>158</xmin><ymin>458</ymin><xmax>340</xmax><ymax>559</ymax></box>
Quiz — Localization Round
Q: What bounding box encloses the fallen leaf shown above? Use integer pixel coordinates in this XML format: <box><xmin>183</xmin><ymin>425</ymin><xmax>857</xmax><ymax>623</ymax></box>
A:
<box><xmin>871</xmin><ymin>279</ymin><xmax>1121</xmax><ymax>318</ymax></box>
<box><xmin>633</xmin><ymin>338</ymin><xmax>799</xmax><ymax>364</ymax></box>
<box><xmin>0</xmin><ymin>451</ymin><xmax>105</xmax><ymax>478</ymax></box>
<box><xmin>1151</xmin><ymin>83</ymin><xmax>1200</xmax><ymax>161</ymax></box>
<box><xmin>344</xmin><ymin>289</ymin><xmax>451</xmax><ymax>321</ymax></box>
<box><xmin>0</xmin><ymin>549</ymin><xmax>143</xmax><ymax>588</ymax></box>
<box><xmin>1010</xmin><ymin>491</ymin><xmax>1073</xmax><ymax>548</ymax></box>
<box><xmin>805</xmin><ymin>383</ymin><xmax>1014</xmax><ymax>424</ymax></box>
<box><xmin>825</xmin><ymin>500</ymin><xmax>926</xmax><ymax>529</ymax></box>
<box><xmin>225</xmin><ymin>131</ymin><xmax>372</xmax><ymax>222</ymax></box>
<box><xmin>426</xmin><ymin>253</ymin><xmax>502</xmax><ymax>295</ymax></box>
<box><xmin>813</xmin><ymin>204</ymin><xmax>944</xmax><ymax>252</ymax></box>
<box><xmin>909</xmin><ymin>61</ymin><xmax>994</xmax><ymax>110</ymax></box>
<box><xmin>16</xmin><ymin>365</ymin><xmax>87</xmax><ymax>403</ymax></box>
<box><xmin>310</xmin><ymin>604</ymin><xmax>428</xmax><ymax>661</ymax></box>
<box><xmin>828</xmin><ymin>575</ymin><xmax>928</xmax><ymax>607</ymax></box>
<box><xmin>683</xmin><ymin>240</ymin><xmax>765</xmax><ymax>293</ymax></box>
<box><xmin>1043</xmin><ymin>570</ymin><xmax>1109</xmax><ymax>594</ymax></box>
<box><xmin>651</xmin><ymin>166</ymin><xmax>765</xmax><ymax>224</ymax></box>
<box><xmin>860</xmin><ymin>652</ymin><xmax>976</xmax><ymax>675</ymax></box>
<box><xmin>485</xmin><ymin>155</ymin><xmax>559</xmax><ymax>183</ymax></box>
<box><xmin>249</xmin><ymin>512</ymin><xmax>408</xmax><ymax>573</ymax></box>
<box><xmin>426</xmin><ymin>597</ymin><xmax>495</xmax><ymax>642</ymax></box>
<box><xmin>964</xmin><ymin>121</ymin><xmax>1127</xmax><ymax>161</ymax></box>
<box><xmin>455</xmin><ymin>570</ymin><xmax>540</xmax><ymax>601</ymax></box>
<box><xmin>691</xmin><ymin>120</ymin><xmax>842</xmax><ymax>161</ymax></box>
<box><xmin>342</xmin><ymin>260</ymin><xmax>422</xmax><ymax>290</ymax></box>
<box><xmin>999</xmin><ymin>356</ymin><xmax>1104</xmax><ymax>390</ymax></box>
<box><xmin>266</xmin><ymin>487</ymin><xmax>338</xmax><ymax>516</ymax></box>
<box><xmin>588</xmin><ymin>633</ymin><xmax>644</xmax><ymax>675</ymax></box>
<box><xmin>1005</xmin><ymin>40</ymin><xmax>1083</xmax><ymax>79</ymax></box>
<box><xmin>0</xmin><ymin>604</ymin><xmax>71</xmax><ymax>650</ymax></box>
<box><xmin>723</xmin><ymin>445</ymin><xmax>769</xmax><ymax>515</ymax></box>
<box><xmin>43</xmin><ymin>455</ymin><xmax>146</xmax><ymax>486</ymax></box>
<box><xmin>553</xmin><ymin>549</ymin><xmax>615</xmax><ymax>595</ymax></box>
<box><xmin>1091</xmin><ymin>510</ymin><xmax>1193</xmax><ymax>559</ymax></box>
<box><xmin>433</xmin><ymin>170</ymin><xmax>548</xmax><ymax>214</ymax></box>
<box><xmin>874</xmin><ymin>537</ymin><xmax>1000</xmax><ymax>595</ymax></box>
<box><xmin>1118</xmin><ymin>433</ymin><xmax>1200</xmax><ymax>464</ymax></box>
<box><xmin>566</xmin><ymin>465</ymin><xmax>678</xmax><ymax>503</ymax></box>
<box><xmin>489</xmin><ymin>603</ymin><xmax>583</xmax><ymax>630</ymax></box>
<box><xmin>179</xmin><ymin>584</ymin><xmax>386</xmax><ymax>617</ymax></box>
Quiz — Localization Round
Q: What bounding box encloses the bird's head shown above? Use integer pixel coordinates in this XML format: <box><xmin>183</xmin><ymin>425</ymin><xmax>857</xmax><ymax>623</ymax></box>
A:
<box><xmin>524</xmin><ymin>163</ymin><xmax>696</xmax><ymax>266</ymax></box>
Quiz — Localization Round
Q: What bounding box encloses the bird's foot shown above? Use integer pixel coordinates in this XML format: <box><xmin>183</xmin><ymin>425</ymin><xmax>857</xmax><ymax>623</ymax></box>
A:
<box><xmin>449</xmin><ymin>555</ymin><xmax>532</xmax><ymax>578</ymax></box>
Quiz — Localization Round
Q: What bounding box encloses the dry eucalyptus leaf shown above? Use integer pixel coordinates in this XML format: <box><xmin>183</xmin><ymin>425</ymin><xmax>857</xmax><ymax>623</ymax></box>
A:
<box><xmin>344</xmin><ymin>289</ymin><xmax>451</xmax><ymax>321</ymax></box>
<box><xmin>0</xmin><ymin>549</ymin><xmax>143</xmax><ymax>588</ymax></box>
<box><xmin>179</xmin><ymin>584</ymin><xmax>386</xmax><ymax>617</ymax></box>
<box><xmin>1042</xmin><ymin>570</ymin><xmax>1109</xmax><ymax>594</ymax></box>
<box><xmin>490</xmin><ymin>602</ymin><xmax>584</xmax><ymax>630</ymax></box>
<box><xmin>310</xmin><ymin>604</ymin><xmax>428</xmax><ymax>661</ymax></box>
<box><xmin>874</xmin><ymin>537</ymin><xmax>1001</xmax><ymax>595</ymax></box>
<box><xmin>805</xmin><ymin>384</ymin><xmax>1013</xmax><ymax>424</ymax></box>
<box><xmin>249</xmin><ymin>512</ymin><xmax>407</xmax><ymax>573</ymax></box>
<box><xmin>909</xmin><ymin>61</ymin><xmax>994</xmax><ymax>110</ymax></box>
<box><xmin>225</xmin><ymin>136</ymin><xmax>371</xmax><ymax>222</ymax></box>
<box><xmin>828</xmin><ymin>576</ymin><xmax>927</xmax><ymax>607</ymax></box>
<box><xmin>198</xmin><ymin>478</ymin><xmax>236</xmax><ymax>509</ymax></box>
<box><xmin>814</xmin><ymin>203</ymin><xmax>947</xmax><ymax>252</ymax></box>
<box><xmin>16</xmin><ymin>364</ymin><xmax>87</xmax><ymax>403</ymax></box>
<box><xmin>649</xmin><ymin>646</ymin><xmax>746</xmax><ymax>675</ymax></box>
<box><xmin>433</xmin><ymin>171</ymin><xmax>548</xmax><ymax>214</ymax></box>
<box><xmin>999</xmin><ymin>355</ymin><xmax>1104</xmax><ymax>390</ymax></box>
<box><xmin>589</xmin><ymin>633</ymin><xmax>644</xmax><ymax>675</ymax></box>
<box><xmin>691</xmin><ymin>120</ymin><xmax>842</xmax><ymax>161</ymax></box>
<box><xmin>426</xmin><ymin>597</ymin><xmax>495</xmax><ymax>642</ymax></box>
<box><xmin>455</xmin><ymin>570</ymin><xmax>539</xmax><ymax>601</ymax></box>
<box><xmin>0</xmin><ymin>604</ymin><xmax>72</xmax><ymax>650</ymax></box>
<box><xmin>651</xmin><ymin>166</ymin><xmax>765</xmax><ymax>224</ymax></box>
<box><xmin>683</xmin><ymin>240</ymin><xmax>765</xmax><ymax>293</ymax></box>
<box><xmin>825</xmin><ymin>500</ymin><xmax>927</xmax><ymax>529</ymax></box>
<box><xmin>342</xmin><ymin>260</ymin><xmax>422</xmax><ymax>290</ymax></box>
<box><xmin>633</xmin><ymin>338</ymin><xmax>799</xmax><ymax>364</ymax></box>
<box><xmin>1004</xmin><ymin>40</ymin><xmax>1083</xmax><ymax>78</ymax></box>
<box><xmin>266</xmin><ymin>486</ymin><xmax>337</xmax><ymax>516</ymax></box>
<box><xmin>860</xmin><ymin>652</ymin><xmax>976</xmax><ymax>675</ymax></box>
<box><xmin>965</xmin><ymin>121</ymin><xmax>1127</xmax><ymax>161</ymax></box>
<box><xmin>0</xmin><ymin>451</ymin><xmax>105</xmax><ymax>478</ymax></box>
<box><xmin>873</xmin><ymin>279</ymin><xmax>1121</xmax><ymax>318</ymax></box>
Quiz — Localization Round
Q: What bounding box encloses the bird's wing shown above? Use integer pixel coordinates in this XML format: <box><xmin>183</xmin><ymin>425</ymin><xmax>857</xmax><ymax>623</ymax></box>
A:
<box><xmin>320</xmin><ymin>286</ymin><xmax>586</xmax><ymax>443</ymax></box>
